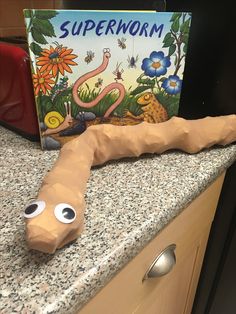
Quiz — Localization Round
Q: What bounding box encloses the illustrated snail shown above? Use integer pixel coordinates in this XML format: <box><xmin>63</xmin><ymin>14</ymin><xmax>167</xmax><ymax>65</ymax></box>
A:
<box><xmin>44</xmin><ymin>111</ymin><xmax>64</xmax><ymax>129</ymax></box>
<box><xmin>42</xmin><ymin>102</ymin><xmax>73</xmax><ymax>136</ymax></box>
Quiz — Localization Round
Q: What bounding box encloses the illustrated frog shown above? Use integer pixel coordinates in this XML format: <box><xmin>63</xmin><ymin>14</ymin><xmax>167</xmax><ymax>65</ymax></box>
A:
<box><xmin>126</xmin><ymin>92</ymin><xmax>168</xmax><ymax>123</ymax></box>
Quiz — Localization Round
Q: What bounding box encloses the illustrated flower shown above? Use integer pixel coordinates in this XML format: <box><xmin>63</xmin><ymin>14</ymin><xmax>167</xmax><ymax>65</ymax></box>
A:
<box><xmin>141</xmin><ymin>51</ymin><xmax>171</xmax><ymax>77</ymax></box>
<box><xmin>36</xmin><ymin>46</ymin><xmax>78</xmax><ymax>77</ymax></box>
<box><xmin>33</xmin><ymin>68</ymin><xmax>55</xmax><ymax>95</ymax></box>
<box><xmin>162</xmin><ymin>75</ymin><xmax>182</xmax><ymax>95</ymax></box>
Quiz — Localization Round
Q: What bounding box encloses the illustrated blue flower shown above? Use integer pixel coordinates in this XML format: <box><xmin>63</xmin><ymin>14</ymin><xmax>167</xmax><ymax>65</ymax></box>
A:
<box><xmin>162</xmin><ymin>75</ymin><xmax>182</xmax><ymax>95</ymax></box>
<box><xmin>141</xmin><ymin>51</ymin><xmax>171</xmax><ymax>77</ymax></box>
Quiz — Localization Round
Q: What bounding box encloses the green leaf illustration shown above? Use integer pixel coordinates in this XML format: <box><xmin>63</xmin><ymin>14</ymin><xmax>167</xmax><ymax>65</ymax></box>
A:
<box><xmin>30</xmin><ymin>42</ymin><xmax>43</xmax><ymax>56</ymax></box>
<box><xmin>31</xmin><ymin>27</ymin><xmax>48</xmax><ymax>44</ymax></box>
<box><xmin>171</xmin><ymin>19</ymin><xmax>180</xmax><ymax>33</ymax></box>
<box><xmin>182</xmin><ymin>33</ymin><xmax>189</xmax><ymax>45</ymax></box>
<box><xmin>183</xmin><ymin>44</ymin><xmax>188</xmax><ymax>54</ymax></box>
<box><xmin>43</xmin><ymin>97</ymin><xmax>54</xmax><ymax>115</ymax></box>
<box><xmin>163</xmin><ymin>32</ymin><xmax>172</xmax><ymax>42</ymax></box>
<box><xmin>130</xmin><ymin>85</ymin><xmax>152</xmax><ymax>96</ymax></box>
<box><xmin>37</xmin><ymin>95</ymin><xmax>53</xmax><ymax>122</ymax></box>
<box><xmin>159</xmin><ymin>77</ymin><xmax>167</xmax><ymax>82</ymax></box>
<box><xmin>168</xmin><ymin>44</ymin><xmax>176</xmax><ymax>56</ymax></box>
<box><xmin>174</xmin><ymin>54</ymin><xmax>178</xmax><ymax>65</ymax></box>
<box><xmin>180</xmin><ymin>18</ymin><xmax>191</xmax><ymax>34</ymax></box>
<box><xmin>163</xmin><ymin>36</ymin><xmax>175</xmax><ymax>48</ymax></box>
<box><xmin>34</xmin><ymin>10</ymin><xmax>58</xmax><ymax>20</ymax></box>
<box><xmin>32</xmin><ymin>18</ymin><xmax>56</xmax><ymax>37</ymax></box>
<box><xmin>170</xmin><ymin>12</ymin><xmax>182</xmax><ymax>22</ymax></box>
<box><xmin>127</xmin><ymin>102</ymin><xmax>143</xmax><ymax>116</ymax></box>
<box><xmin>24</xmin><ymin>9</ymin><xmax>33</xmax><ymax>18</ymax></box>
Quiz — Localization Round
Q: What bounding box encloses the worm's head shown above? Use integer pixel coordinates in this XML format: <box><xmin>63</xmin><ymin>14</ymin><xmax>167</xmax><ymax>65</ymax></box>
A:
<box><xmin>103</xmin><ymin>48</ymin><xmax>111</xmax><ymax>59</ymax></box>
<box><xmin>24</xmin><ymin>184</ymin><xmax>84</xmax><ymax>253</ymax></box>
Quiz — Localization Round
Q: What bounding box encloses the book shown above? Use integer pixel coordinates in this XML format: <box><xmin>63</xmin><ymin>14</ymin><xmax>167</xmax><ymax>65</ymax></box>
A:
<box><xmin>24</xmin><ymin>9</ymin><xmax>192</xmax><ymax>150</ymax></box>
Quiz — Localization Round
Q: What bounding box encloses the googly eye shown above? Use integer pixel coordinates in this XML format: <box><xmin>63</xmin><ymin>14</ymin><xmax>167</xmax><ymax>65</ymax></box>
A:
<box><xmin>24</xmin><ymin>201</ymin><xmax>46</xmax><ymax>219</ymax></box>
<box><xmin>54</xmin><ymin>203</ymin><xmax>76</xmax><ymax>224</ymax></box>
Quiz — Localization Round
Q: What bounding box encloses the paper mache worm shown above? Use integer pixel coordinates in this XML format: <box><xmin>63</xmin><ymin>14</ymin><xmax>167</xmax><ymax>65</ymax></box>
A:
<box><xmin>24</xmin><ymin>115</ymin><xmax>236</xmax><ymax>253</ymax></box>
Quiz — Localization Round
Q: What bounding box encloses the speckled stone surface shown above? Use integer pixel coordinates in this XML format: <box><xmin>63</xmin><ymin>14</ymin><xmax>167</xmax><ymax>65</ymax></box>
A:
<box><xmin>1</xmin><ymin>126</ymin><xmax>236</xmax><ymax>314</ymax></box>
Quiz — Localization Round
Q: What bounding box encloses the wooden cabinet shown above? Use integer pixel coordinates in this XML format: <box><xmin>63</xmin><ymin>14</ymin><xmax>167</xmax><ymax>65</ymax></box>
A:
<box><xmin>0</xmin><ymin>0</ymin><xmax>63</xmax><ymax>37</ymax></box>
<box><xmin>79</xmin><ymin>173</ymin><xmax>225</xmax><ymax>314</ymax></box>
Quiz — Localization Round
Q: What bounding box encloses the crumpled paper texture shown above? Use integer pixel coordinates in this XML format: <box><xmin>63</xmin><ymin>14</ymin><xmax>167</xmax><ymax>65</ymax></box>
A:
<box><xmin>24</xmin><ymin>115</ymin><xmax>236</xmax><ymax>253</ymax></box>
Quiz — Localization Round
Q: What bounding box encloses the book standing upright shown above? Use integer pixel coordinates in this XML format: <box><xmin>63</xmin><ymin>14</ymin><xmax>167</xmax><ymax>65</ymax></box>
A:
<box><xmin>24</xmin><ymin>9</ymin><xmax>192</xmax><ymax>150</ymax></box>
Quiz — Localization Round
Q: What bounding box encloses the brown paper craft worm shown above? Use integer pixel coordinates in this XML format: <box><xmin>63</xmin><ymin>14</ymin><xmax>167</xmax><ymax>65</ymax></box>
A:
<box><xmin>24</xmin><ymin>115</ymin><xmax>236</xmax><ymax>253</ymax></box>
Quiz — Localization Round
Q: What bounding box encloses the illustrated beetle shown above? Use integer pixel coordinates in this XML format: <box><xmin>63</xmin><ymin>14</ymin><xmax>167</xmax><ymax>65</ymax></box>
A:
<box><xmin>117</xmin><ymin>37</ymin><xmax>126</xmax><ymax>49</ymax></box>
<box><xmin>127</xmin><ymin>55</ymin><xmax>139</xmax><ymax>68</ymax></box>
<box><xmin>84</xmin><ymin>51</ymin><xmax>95</xmax><ymax>64</ymax></box>
<box><xmin>49</xmin><ymin>41</ymin><xmax>63</xmax><ymax>59</ymax></box>
<box><xmin>95</xmin><ymin>77</ymin><xmax>103</xmax><ymax>88</ymax></box>
<box><xmin>112</xmin><ymin>62</ymin><xmax>124</xmax><ymax>82</ymax></box>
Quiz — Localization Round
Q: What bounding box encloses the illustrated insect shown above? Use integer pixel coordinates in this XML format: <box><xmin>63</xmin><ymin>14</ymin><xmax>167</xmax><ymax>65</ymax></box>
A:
<box><xmin>127</xmin><ymin>55</ymin><xmax>139</xmax><ymax>68</ymax></box>
<box><xmin>112</xmin><ymin>62</ymin><xmax>124</xmax><ymax>82</ymax></box>
<box><xmin>117</xmin><ymin>37</ymin><xmax>126</xmax><ymax>49</ymax></box>
<box><xmin>95</xmin><ymin>77</ymin><xmax>103</xmax><ymax>88</ymax></box>
<box><xmin>84</xmin><ymin>50</ymin><xmax>95</xmax><ymax>64</ymax></box>
<box><xmin>49</xmin><ymin>41</ymin><xmax>64</xmax><ymax>59</ymax></box>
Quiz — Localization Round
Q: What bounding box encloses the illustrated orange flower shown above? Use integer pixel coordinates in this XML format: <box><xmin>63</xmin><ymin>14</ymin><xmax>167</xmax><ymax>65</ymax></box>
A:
<box><xmin>33</xmin><ymin>68</ymin><xmax>55</xmax><ymax>95</ymax></box>
<box><xmin>36</xmin><ymin>46</ymin><xmax>78</xmax><ymax>77</ymax></box>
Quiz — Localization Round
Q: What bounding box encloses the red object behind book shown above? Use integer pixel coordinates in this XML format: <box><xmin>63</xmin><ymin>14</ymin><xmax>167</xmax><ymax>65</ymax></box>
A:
<box><xmin>0</xmin><ymin>43</ymin><xmax>39</xmax><ymax>140</ymax></box>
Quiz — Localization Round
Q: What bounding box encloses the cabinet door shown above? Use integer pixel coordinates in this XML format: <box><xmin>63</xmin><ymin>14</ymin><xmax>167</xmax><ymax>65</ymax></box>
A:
<box><xmin>79</xmin><ymin>174</ymin><xmax>224</xmax><ymax>314</ymax></box>
<box><xmin>134</xmin><ymin>228</ymin><xmax>210</xmax><ymax>314</ymax></box>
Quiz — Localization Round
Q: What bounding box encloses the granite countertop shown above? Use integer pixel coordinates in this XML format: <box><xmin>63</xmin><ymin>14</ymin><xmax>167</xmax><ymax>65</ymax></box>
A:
<box><xmin>1</xmin><ymin>126</ymin><xmax>236</xmax><ymax>314</ymax></box>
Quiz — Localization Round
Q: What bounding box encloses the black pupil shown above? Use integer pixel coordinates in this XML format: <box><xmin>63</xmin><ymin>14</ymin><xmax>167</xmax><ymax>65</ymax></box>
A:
<box><xmin>62</xmin><ymin>207</ymin><xmax>75</xmax><ymax>220</ymax></box>
<box><xmin>25</xmin><ymin>204</ymin><xmax>38</xmax><ymax>215</ymax></box>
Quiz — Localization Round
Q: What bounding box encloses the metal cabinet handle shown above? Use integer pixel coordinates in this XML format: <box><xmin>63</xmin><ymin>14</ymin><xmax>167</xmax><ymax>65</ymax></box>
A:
<box><xmin>143</xmin><ymin>244</ymin><xmax>176</xmax><ymax>281</ymax></box>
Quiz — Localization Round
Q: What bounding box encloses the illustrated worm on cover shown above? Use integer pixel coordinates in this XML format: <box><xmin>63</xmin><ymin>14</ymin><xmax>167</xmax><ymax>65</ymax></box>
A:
<box><xmin>24</xmin><ymin>115</ymin><xmax>236</xmax><ymax>253</ymax></box>
<box><xmin>72</xmin><ymin>48</ymin><xmax>125</xmax><ymax>118</ymax></box>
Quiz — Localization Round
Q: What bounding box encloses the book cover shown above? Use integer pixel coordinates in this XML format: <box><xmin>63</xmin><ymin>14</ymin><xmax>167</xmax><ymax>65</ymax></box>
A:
<box><xmin>24</xmin><ymin>9</ymin><xmax>192</xmax><ymax>150</ymax></box>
